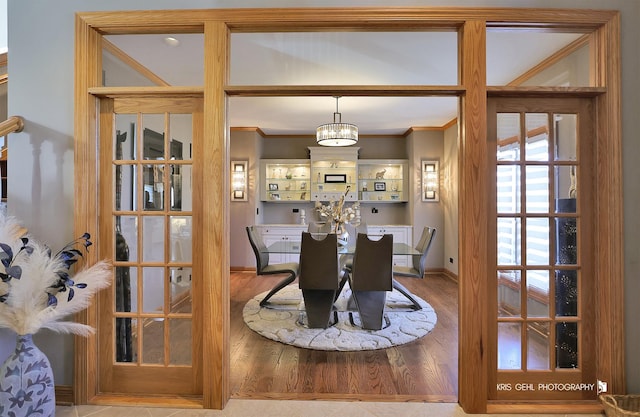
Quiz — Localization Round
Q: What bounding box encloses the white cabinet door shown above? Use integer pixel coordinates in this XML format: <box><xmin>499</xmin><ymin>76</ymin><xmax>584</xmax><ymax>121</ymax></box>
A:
<box><xmin>367</xmin><ymin>225</ymin><xmax>412</xmax><ymax>266</ymax></box>
<box><xmin>257</xmin><ymin>225</ymin><xmax>305</xmax><ymax>263</ymax></box>
<box><xmin>258</xmin><ymin>224</ymin><xmax>412</xmax><ymax>265</ymax></box>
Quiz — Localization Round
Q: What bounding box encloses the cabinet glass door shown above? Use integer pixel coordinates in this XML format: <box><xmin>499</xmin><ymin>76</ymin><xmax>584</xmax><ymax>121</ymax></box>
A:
<box><xmin>358</xmin><ymin>160</ymin><xmax>407</xmax><ymax>202</ymax></box>
<box><xmin>311</xmin><ymin>159</ymin><xmax>357</xmax><ymax>201</ymax></box>
<box><xmin>261</xmin><ymin>160</ymin><xmax>310</xmax><ymax>202</ymax></box>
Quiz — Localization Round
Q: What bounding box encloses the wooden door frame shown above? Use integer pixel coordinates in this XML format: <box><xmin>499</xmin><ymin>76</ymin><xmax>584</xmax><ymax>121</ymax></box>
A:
<box><xmin>74</xmin><ymin>7</ymin><xmax>623</xmax><ymax>414</ymax></box>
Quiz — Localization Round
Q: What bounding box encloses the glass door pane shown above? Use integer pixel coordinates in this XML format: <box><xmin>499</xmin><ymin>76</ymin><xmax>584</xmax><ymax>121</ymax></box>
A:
<box><xmin>101</xmin><ymin>96</ymin><xmax>201</xmax><ymax>395</ymax></box>
<box><xmin>114</xmin><ymin>110</ymin><xmax>193</xmax><ymax>365</ymax></box>
<box><xmin>490</xmin><ymin>97</ymin><xmax>595</xmax><ymax>401</ymax></box>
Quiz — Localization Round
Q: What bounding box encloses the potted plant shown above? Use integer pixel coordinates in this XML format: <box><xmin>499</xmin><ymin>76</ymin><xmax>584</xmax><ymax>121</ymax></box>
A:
<box><xmin>0</xmin><ymin>213</ymin><xmax>112</xmax><ymax>417</ymax></box>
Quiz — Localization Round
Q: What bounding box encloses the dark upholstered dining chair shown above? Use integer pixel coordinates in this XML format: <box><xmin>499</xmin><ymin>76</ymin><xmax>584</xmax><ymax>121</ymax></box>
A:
<box><xmin>348</xmin><ymin>233</ymin><xmax>393</xmax><ymax>330</ymax></box>
<box><xmin>392</xmin><ymin>226</ymin><xmax>436</xmax><ymax>310</ymax></box>
<box><xmin>246</xmin><ymin>226</ymin><xmax>299</xmax><ymax>307</ymax></box>
<box><xmin>298</xmin><ymin>232</ymin><xmax>342</xmax><ymax>328</ymax></box>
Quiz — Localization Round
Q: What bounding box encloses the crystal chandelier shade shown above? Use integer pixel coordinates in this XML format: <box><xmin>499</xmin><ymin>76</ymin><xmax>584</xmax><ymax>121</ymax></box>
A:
<box><xmin>316</xmin><ymin>97</ymin><xmax>358</xmax><ymax>147</ymax></box>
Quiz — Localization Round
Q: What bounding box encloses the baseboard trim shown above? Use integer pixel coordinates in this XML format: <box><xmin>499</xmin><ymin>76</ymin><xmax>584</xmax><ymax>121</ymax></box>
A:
<box><xmin>232</xmin><ymin>392</ymin><xmax>458</xmax><ymax>403</ymax></box>
<box><xmin>87</xmin><ymin>393</ymin><xmax>203</xmax><ymax>408</ymax></box>
<box><xmin>56</xmin><ymin>385</ymin><xmax>74</xmax><ymax>406</ymax></box>
<box><xmin>487</xmin><ymin>401</ymin><xmax>602</xmax><ymax>415</ymax></box>
<box><xmin>231</xmin><ymin>266</ymin><xmax>256</xmax><ymax>272</ymax></box>
<box><xmin>441</xmin><ymin>268</ymin><xmax>459</xmax><ymax>283</ymax></box>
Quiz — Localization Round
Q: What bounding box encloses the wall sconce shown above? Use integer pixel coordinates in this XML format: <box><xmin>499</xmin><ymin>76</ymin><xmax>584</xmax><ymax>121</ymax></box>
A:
<box><xmin>231</xmin><ymin>160</ymin><xmax>248</xmax><ymax>201</ymax></box>
<box><xmin>422</xmin><ymin>160</ymin><xmax>439</xmax><ymax>202</ymax></box>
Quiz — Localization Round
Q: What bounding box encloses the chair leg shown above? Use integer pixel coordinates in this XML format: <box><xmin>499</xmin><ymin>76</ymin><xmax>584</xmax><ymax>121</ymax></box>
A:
<box><xmin>392</xmin><ymin>278</ymin><xmax>422</xmax><ymax>310</ymax></box>
<box><xmin>349</xmin><ymin>311</ymin><xmax>390</xmax><ymax>330</ymax></box>
<box><xmin>351</xmin><ymin>290</ymin><xmax>387</xmax><ymax>330</ymax></box>
<box><xmin>302</xmin><ymin>289</ymin><xmax>338</xmax><ymax>328</ymax></box>
<box><xmin>259</xmin><ymin>273</ymin><xmax>296</xmax><ymax>307</ymax></box>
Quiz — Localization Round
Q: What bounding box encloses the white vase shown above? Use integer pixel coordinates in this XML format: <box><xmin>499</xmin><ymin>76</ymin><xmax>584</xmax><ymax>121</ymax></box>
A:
<box><xmin>0</xmin><ymin>334</ymin><xmax>55</xmax><ymax>417</ymax></box>
<box><xmin>335</xmin><ymin>224</ymin><xmax>349</xmax><ymax>246</ymax></box>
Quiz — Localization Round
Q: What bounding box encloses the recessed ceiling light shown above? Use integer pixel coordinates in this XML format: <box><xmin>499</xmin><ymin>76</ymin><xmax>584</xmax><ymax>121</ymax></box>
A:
<box><xmin>164</xmin><ymin>37</ymin><xmax>180</xmax><ymax>47</ymax></box>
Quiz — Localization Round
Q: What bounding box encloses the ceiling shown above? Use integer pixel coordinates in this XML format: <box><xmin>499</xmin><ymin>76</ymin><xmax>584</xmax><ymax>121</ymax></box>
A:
<box><xmin>105</xmin><ymin>30</ymin><xmax>583</xmax><ymax>136</ymax></box>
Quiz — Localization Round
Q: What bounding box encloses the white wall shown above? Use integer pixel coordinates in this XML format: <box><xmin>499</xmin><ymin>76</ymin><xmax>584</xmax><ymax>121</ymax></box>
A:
<box><xmin>6</xmin><ymin>0</ymin><xmax>640</xmax><ymax>394</ymax></box>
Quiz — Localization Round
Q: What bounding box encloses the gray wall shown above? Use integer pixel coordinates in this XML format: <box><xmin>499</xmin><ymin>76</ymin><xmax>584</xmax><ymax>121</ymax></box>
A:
<box><xmin>232</xmin><ymin>131</ymin><xmax>444</xmax><ymax>258</ymax></box>
<box><xmin>407</xmin><ymin>129</ymin><xmax>446</xmax><ymax>269</ymax></box>
<box><xmin>230</xmin><ymin>130</ymin><xmax>262</xmax><ymax>269</ymax></box>
<box><xmin>6</xmin><ymin>0</ymin><xmax>640</xmax><ymax>395</ymax></box>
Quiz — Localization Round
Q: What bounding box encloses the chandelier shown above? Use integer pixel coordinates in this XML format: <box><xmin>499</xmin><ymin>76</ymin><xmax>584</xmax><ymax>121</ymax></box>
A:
<box><xmin>316</xmin><ymin>96</ymin><xmax>358</xmax><ymax>147</ymax></box>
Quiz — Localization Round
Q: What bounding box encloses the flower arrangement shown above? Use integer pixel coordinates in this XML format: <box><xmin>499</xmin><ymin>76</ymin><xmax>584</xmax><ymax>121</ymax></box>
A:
<box><xmin>314</xmin><ymin>185</ymin><xmax>361</xmax><ymax>234</ymax></box>
<box><xmin>0</xmin><ymin>213</ymin><xmax>112</xmax><ymax>336</ymax></box>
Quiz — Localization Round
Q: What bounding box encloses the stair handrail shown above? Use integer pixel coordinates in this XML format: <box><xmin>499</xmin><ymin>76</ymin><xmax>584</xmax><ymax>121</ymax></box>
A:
<box><xmin>0</xmin><ymin>116</ymin><xmax>24</xmax><ymax>137</ymax></box>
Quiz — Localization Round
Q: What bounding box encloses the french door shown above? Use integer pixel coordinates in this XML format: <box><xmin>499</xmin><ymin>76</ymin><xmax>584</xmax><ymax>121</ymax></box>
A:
<box><xmin>487</xmin><ymin>97</ymin><xmax>596</xmax><ymax>401</ymax></box>
<box><xmin>97</xmin><ymin>95</ymin><xmax>203</xmax><ymax>395</ymax></box>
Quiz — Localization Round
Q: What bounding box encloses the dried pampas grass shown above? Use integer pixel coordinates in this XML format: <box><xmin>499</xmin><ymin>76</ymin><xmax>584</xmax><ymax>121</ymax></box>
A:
<box><xmin>0</xmin><ymin>213</ymin><xmax>112</xmax><ymax>336</ymax></box>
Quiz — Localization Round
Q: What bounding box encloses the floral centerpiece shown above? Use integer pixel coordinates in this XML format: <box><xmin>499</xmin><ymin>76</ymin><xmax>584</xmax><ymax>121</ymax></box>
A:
<box><xmin>0</xmin><ymin>212</ymin><xmax>112</xmax><ymax>417</ymax></box>
<box><xmin>314</xmin><ymin>186</ymin><xmax>361</xmax><ymax>241</ymax></box>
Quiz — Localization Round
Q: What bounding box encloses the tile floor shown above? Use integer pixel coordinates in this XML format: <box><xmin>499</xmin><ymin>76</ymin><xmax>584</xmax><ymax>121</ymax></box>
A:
<box><xmin>54</xmin><ymin>400</ymin><xmax>602</xmax><ymax>417</ymax></box>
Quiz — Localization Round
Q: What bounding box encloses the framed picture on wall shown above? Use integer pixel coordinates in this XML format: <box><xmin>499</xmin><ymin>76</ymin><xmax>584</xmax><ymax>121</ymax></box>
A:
<box><xmin>325</xmin><ymin>174</ymin><xmax>347</xmax><ymax>183</ymax></box>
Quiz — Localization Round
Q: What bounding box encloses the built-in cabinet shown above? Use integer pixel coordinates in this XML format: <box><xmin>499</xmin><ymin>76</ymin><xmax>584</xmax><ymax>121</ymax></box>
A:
<box><xmin>358</xmin><ymin>159</ymin><xmax>408</xmax><ymax>202</ymax></box>
<box><xmin>255</xmin><ymin>224</ymin><xmax>306</xmax><ymax>263</ymax></box>
<box><xmin>259</xmin><ymin>148</ymin><xmax>408</xmax><ymax>203</ymax></box>
<box><xmin>256</xmin><ymin>224</ymin><xmax>412</xmax><ymax>266</ymax></box>
<box><xmin>260</xmin><ymin>159</ymin><xmax>311</xmax><ymax>202</ymax></box>
<box><xmin>367</xmin><ymin>225</ymin><xmax>412</xmax><ymax>266</ymax></box>
<box><xmin>309</xmin><ymin>146</ymin><xmax>358</xmax><ymax>202</ymax></box>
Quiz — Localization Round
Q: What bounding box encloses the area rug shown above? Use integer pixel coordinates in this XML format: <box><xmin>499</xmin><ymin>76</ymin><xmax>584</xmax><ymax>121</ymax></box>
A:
<box><xmin>242</xmin><ymin>284</ymin><xmax>437</xmax><ymax>351</ymax></box>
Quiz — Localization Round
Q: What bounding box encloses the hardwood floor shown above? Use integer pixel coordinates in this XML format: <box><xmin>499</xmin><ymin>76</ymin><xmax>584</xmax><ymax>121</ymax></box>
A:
<box><xmin>230</xmin><ymin>271</ymin><xmax>459</xmax><ymax>402</ymax></box>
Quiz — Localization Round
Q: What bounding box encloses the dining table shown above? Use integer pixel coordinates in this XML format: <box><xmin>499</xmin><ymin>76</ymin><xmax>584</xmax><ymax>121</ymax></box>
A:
<box><xmin>262</xmin><ymin>236</ymin><xmax>424</xmax><ymax>311</ymax></box>
<box><xmin>263</xmin><ymin>240</ymin><xmax>421</xmax><ymax>257</ymax></box>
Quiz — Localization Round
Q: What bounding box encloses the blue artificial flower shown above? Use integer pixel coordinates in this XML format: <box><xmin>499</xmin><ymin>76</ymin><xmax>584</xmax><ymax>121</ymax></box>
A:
<box><xmin>1</xmin><ymin>232</ymin><xmax>93</xmax><ymax>306</ymax></box>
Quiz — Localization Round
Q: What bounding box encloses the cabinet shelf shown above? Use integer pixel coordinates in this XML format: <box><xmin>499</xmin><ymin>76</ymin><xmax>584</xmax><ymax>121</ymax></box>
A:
<box><xmin>359</xmin><ymin>191</ymin><xmax>404</xmax><ymax>202</ymax></box>
<box><xmin>260</xmin><ymin>159</ymin><xmax>311</xmax><ymax>202</ymax></box>
<box><xmin>309</xmin><ymin>146</ymin><xmax>359</xmax><ymax>202</ymax></box>
<box><xmin>260</xmin><ymin>154</ymin><xmax>408</xmax><ymax>204</ymax></box>
<box><xmin>357</xmin><ymin>159</ymin><xmax>408</xmax><ymax>202</ymax></box>
<box><xmin>266</xmin><ymin>190</ymin><xmax>311</xmax><ymax>202</ymax></box>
